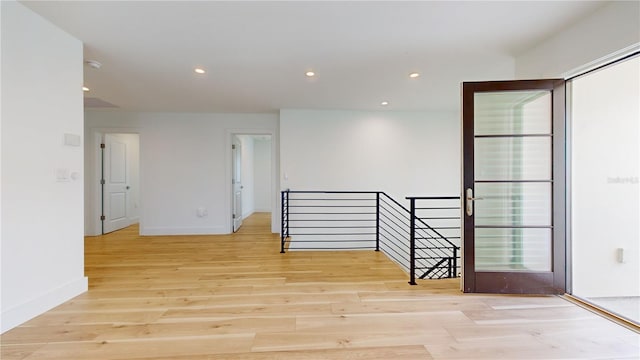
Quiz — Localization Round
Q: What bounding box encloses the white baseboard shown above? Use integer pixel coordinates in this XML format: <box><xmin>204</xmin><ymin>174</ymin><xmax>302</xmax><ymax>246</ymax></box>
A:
<box><xmin>140</xmin><ymin>226</ymin><xmax>227</xmax><ymax>235</ymax></box>
<box><xmin>1</xmin><ymin>276</ymin><xmax>88</xmax><ymax>333</ymax></box>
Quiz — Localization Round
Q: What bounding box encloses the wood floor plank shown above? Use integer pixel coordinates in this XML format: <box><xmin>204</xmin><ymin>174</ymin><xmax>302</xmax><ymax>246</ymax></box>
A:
<box><xmin>1</xmin><ymin>344</ymin><xmax>45</xmax><ymax>360</ymax></box>
<box><xmin>1</xmin><ymin>213</ymin><xmax>638</xmax><ymax>360</ymax></box>
<box><xmin>148</xmin><ymin>345</ymin><xmax>434</xmax><ymax>360</ymax></box>
<box><xmin>21</xmin><ymin>333</ymin><xmax>255</xmax><ymax>360</ymax></box>
<box><xmin>331</xmin><ymin>298</ymin><xmax>492</xmax><ymax>315</ymax></box>
<box><xmin>252</xmin><ymin>330</ymin><xmax>453</xmax><ymax>352</ymax></box>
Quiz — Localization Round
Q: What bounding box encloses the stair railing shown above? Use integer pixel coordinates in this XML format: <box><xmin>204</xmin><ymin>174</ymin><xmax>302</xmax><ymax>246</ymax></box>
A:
<box><xmin>406</xmin><ymin>196</ymin><xmax>461</xmax><ymax>284</ymax></box>
<box><xmin>280</xmin><ymin>190</ymin><xmax>460</xmax><ymax>283</ymax></box>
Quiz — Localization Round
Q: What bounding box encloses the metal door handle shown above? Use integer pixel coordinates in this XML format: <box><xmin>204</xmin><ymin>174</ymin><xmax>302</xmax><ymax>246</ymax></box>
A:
<box><xmin>466</xmin><ymin>188</ymin><xmax>483</xmax><ymax>216</ymax></box>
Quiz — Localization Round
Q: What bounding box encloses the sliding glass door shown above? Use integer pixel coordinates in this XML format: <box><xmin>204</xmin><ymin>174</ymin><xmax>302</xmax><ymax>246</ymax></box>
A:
<box><xmin>569</xmin><ymin>54</ymin><xmax>640</xmax><ymax>324</ymax></box>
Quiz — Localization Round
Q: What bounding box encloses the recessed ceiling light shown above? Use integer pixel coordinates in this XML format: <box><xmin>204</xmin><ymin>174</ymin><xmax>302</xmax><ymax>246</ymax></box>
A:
<box><xmin>409</xmin><ymin>72</ymin><xmax>420</xmax><ymax>78</ymax></box>
<box><xmin>381</xmin><ymin>101</ymin><xmax>389</xmax><ymax>106</ymax></box>
<box><xmin>82</xmin><ymin>86</ymin><xmax>90</xmax><ymax>92</ymax></box>
<box><xmin>305</xmin><ymin>71</ymin><xmax>315</xmax><ymax>77</ymax></box>
<box><xmin>194</xmin><ymin>68</ymin><xmax>206</xmax><ymax>74</ymax></box>
<box><xmin>84</xmin><ymin>60</ymin><xmax>102</xmax><ymax>69</ymax></box>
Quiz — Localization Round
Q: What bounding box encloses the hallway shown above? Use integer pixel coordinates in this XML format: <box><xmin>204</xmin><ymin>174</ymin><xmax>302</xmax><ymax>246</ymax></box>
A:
<box><xmin>1</xmin><ymin>213</ymin><xmax>638</xmax><ymax>359</ymax></box>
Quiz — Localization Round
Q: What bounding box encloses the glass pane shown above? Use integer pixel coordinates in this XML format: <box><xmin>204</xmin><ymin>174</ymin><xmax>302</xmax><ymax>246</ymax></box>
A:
<box><xmin>475</xmin><ymin>137</ymin><xmax>551</xmax><ymax>181</ymax></box>
<box><xmin>475</xmin><ymin>183</ymin><xmax>551</xmax><ymax>226</ymax></box>
<box><xmin>475</xmin><ymin>91</ymin><xmax>551</xmax><ymax>135</ymax></box>
<box><xmin>475</xmin><ymin>228</ymin><xmax>551</xmax><ymax>271</ymax></box>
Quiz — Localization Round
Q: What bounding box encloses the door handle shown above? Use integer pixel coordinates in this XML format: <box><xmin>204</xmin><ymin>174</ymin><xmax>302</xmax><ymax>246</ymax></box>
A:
<box><xmin>466</xmin><ymin>188</ymin><xmax>483</xmax><ymax>216</ymax></box>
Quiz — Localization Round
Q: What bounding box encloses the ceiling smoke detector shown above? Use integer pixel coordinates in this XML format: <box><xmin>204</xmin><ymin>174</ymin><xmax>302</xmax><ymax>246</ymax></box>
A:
<box><xmin>85</xmin><ymin>60</ymin><xmax>102</xmax><ymax>69</ymax></box>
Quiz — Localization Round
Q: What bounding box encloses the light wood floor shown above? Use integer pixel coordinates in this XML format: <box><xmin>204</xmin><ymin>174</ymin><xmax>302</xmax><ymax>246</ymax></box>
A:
<box><xmin>2</xmin><ymin>213</ymin><xmax>639</xmax><ymax>359</ymax></box>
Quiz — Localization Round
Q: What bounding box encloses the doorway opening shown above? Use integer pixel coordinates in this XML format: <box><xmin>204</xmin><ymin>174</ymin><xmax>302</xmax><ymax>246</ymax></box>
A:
<box><xmin>230</xmin><ymin>134</ymin><xmax>273</xmax><ymax>233</ymax></box>
<box><xmin>89</xmin><ymin>132</ymin><xmax>140</xmax><ymax>235</ymax></box>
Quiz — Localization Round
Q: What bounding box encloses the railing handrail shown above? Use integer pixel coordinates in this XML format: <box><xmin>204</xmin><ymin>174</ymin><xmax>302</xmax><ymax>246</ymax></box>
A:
<box><xmin>406</xmin><ymin>196</ymin><xmax>460</xmax><ymax>200</ymax></box>
<box><xmin>285</xmin><ymin>190</ymin><xmax>381</xmax><ymax>194</ymax></box>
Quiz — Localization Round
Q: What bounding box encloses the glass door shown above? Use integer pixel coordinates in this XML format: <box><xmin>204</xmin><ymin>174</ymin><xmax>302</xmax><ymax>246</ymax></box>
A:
<box><xmin>462</xmin><ymin>80</ymin><xmax>566</xmax><ymax>294</ymax></box>
<box><xmin>569</xmin><ymin>54</ymin><xmax>639</xmax><ymax>323</ymax></box>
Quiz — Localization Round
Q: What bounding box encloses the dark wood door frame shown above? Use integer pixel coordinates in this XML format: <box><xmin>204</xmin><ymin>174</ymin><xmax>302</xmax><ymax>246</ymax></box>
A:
<box><xmin>462</xmin><ymin>79</ymin><xmax>566</xmax><ymax>294</ymax></box>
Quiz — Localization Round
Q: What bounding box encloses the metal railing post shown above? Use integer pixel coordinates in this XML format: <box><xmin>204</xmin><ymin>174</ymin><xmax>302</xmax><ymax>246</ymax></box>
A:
<box><xmin>409</xmin><ymin>198</ymin><xmax>417</xmax><ymax>285</ymax></box>
<box><xmin>280</xmin><ymin>190</ymin><xmax>285</xmax><ymax>253</ymax></box>
<box><xmin>280</xmin><ymin>190</ymin><xmax>288</xmax><ymax>253</ymax></box>
<box><xmin>375</xmin><ymin>192</ymin><xmax>380</xmax><ymax>251</ymax></box>
<box><xmin>452</xmin><ymin>247</ymin><xmax>458</xmax><ymax>278</ymax></box>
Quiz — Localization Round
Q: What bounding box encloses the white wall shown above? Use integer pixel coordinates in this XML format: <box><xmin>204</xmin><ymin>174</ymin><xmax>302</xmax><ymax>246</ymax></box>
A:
<box><xmin>571</xmin><ymin>56</ymin><xmax>639</xmax><ymax>297</ymax></box>
<box><xmin>516</xmin><ymin>1</ymin><xmax>640</xmax><ymax>78</ymax></box>
<box><xmin>254</xmin><ymin>138</ymin><xmax>272</xmax><ymax>212</ymax></box>
<box><xmin>85</xmin><ymin>111</ymin><xmax>279</xmax><ymax>235</ymax></box>
<box><xmin>1</xmin><ymin>0</ymin><xmax>87</xmax><ymax>332</ymax></box>
<box><xmin>280</xmin><ymin>109</ymin><xmax>460</xmax><ymax>205</ymax></box>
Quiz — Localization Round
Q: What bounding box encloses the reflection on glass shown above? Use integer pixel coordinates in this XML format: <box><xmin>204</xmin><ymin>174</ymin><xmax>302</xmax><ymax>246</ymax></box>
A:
<box><xmin>473</xmin><ymin>89</ymin><xmax>554</xmax><ymax>274</ymax></box>
<box><xmin>475</xmin><ymin>137</ymin><xmax>551</xmax><ymax>181</ymax></box>
<box><xmin>475</xmin><ymin>228</ymin><xmax>551</xmax><ymax>271</ymax></box>
<box><xmin>474</xmin><ymin>183</ymin><xmax>552</xmax><ymax>227</ymax></box>
<box><xmin>475</xmin><ymin>91</ymin><xmax>551</xmax><ymax>135</ymax></box>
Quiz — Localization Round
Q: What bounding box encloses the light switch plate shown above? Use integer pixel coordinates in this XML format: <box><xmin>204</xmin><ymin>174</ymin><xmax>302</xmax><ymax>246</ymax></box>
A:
<box><xmin>56</xmin><ymin>168</ymin><xmax>70</xmax><ymax>182</ymax></box>
<box><xmin>64</xmin><ymin>133</ymin><xmax>81</xmax><ymax>146</ymax></box>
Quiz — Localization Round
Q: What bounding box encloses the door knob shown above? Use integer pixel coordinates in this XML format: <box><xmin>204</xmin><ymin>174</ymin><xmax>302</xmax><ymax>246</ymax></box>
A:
<box><xmin>466</xmin><ymin>188</ymin><xmax>483</xmax><ymax>216</ymax></box>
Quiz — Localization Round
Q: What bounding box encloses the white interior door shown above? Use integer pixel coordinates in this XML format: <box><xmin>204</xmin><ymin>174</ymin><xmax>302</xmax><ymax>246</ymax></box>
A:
<box><xmin>103</xmin><ymin>134</ymin><xmax>130</xmax><ymax>233</ymax></box>
<box><xmin>232</xmin><ymin>136</ymin><xmax>243</xmax><ymax>232</ymax></box>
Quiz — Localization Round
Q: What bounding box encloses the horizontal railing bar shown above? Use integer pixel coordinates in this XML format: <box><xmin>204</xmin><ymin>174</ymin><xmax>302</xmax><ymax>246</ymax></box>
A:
<box><xmin>406</xmin><ymin>196</ymin><xmax>460</xmax><ymax>200</ymax></box>
<box><xmin>414</xmin><ymin>207</ymin><xmax>460</xmax><ymax>210</ymax></box>
<box><xmin>289</xmin><ymin>218</ymin><xmax>376</xmax><ymax>222</ymax></box>
<box><xmin>289</xmin><ymin>233</ymin><xmax>376</xmax><ymax>236</ymax></box>
<box><xmin>289</xmin><ymin>212</ymin><xmax>376</xmax><ymax>215</ymax></box>
<box><xmin>415</xmin><ymin>247</ymin><xmax>456</xmax><ymax>250</ymax></box>
<box><xmin>289</xmin><ymin>226</ymin><xmax>376</xmax><ymax>229</ymax></box>
<box><xmin>475</xmin><ymin>225</ymin><xmax>553</xmax><ymax>229</ymax></box>
<box><xmin>289</xmin><ymin>247</ymin><xmax>376</xmax><ymax>250</ymax></box>
<box><xmin>417</xmin><ymin>237</ymin><xmax>460</xmax><ymax>241</ymax></box>
<box><xmin>290</xmin><ymin>205</ymin><xmax>377</xmax><ymax>208</ymax></box>
<box><xmin>288</xmin><ymin>198</ymin><xmax>375</xmax><ymax>201</ymax></box>
<box><xmin>285</xmin><ymin>191</ymin><xmax>380</xmax><ymax>194</ymax></box>
<box><xmin>418</xmin><ymin>217</ymin><xmax>461</xmax><ymax>220</ymax></box>
<box><xmin>473</xmin><ymin>180</ymin><xmax>553</xmax><ymax>183</ymax></box>
<box><xmin>416</xmin><ymin>226</ymin><xmax>459</xmax><ymax>230</ymax></box>
<box><xmin>289</xmin><ymin>205</ymin><xmax>376</xmax><ymax>210</ymax></box>
<box><xmin>289</xmin><ymin>239</ymin><xmax>375</xmax><ymax>243</ymax></box>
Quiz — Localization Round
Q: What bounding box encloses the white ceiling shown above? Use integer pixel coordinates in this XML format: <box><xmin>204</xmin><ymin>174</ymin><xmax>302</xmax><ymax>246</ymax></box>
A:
<box><xmin>22</xmin><ymin>1</ymin><xmax>605</xmax><ymax>113</ymax></box>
